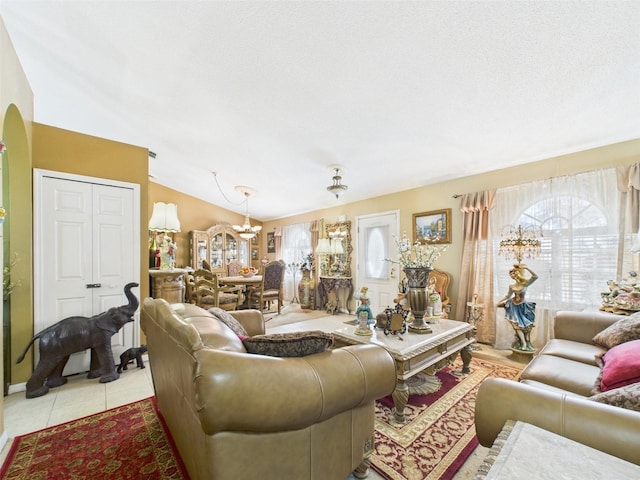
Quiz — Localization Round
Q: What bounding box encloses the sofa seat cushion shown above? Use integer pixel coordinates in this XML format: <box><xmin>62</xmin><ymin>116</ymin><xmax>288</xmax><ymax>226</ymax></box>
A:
<box><xmin>519</xmin><ymin>354</ymin><xmax>601</xmax><ymax>396</ymax></box>
<box><xmin>242</xmin><ymin>331</ymin><xmax>334</xmax><ymax>357</ymax></box>
<box><xmin>519</xmin><ymin>379</ymin><xmax>585</xmax><ymax>397</ymax></box>
<box><xmin>595</xmin><ymin>339</ymin><xmax>640</xmax><ymax>392</ymax></box>
<box><xmin>199</xmin><ymin>293</ymin><xmax>239</xmax><ymax>306</ymax></box>
<box><xmin>537</xmin><ymin>339</ymin><xmax>605</xmax><ymax>366</ymax></box>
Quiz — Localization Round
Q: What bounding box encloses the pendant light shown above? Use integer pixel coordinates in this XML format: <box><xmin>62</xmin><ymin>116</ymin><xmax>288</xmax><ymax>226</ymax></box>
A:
<box><xmin>233</xmin><ymin>187</ymin><xmax>262</xmax><ymax>239</ymax></box>
<box><xmin>326</xmin><ymin>166</ymin><xmax>348</xmax><ymax>199</ymax></box>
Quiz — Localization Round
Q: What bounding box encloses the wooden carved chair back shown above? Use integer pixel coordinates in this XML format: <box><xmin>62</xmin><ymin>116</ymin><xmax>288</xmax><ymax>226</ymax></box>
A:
<box><xmin>185</xmin><ymin>272</ymin><xmax>196</xmax><ymax>303</ymax></box>
<box><xmin>194</xmin><ymin>269</ymin><xmax>242</xmax><ymax>311</ymax></box>
<box><xmin>428</xmin><ymin>268</ymin><xmax>452</xmax><ymax>317</ymax></box>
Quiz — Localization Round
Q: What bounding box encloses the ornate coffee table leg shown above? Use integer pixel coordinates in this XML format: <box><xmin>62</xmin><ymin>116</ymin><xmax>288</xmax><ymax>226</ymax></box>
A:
<box><xmin>391</xmin><ymin>379</ymin><xmax>409</xmax><ymax>423</ymax></box>
<box><xmin>460</xmin><ymin>344</ymin><xmax>473</xmax><ymax>374</ymax></box>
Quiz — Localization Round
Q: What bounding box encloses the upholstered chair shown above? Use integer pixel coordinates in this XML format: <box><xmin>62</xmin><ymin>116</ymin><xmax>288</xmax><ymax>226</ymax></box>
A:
<box><xmin>227</xmin><ymin>260</ymin><xmax>243</xmax><ymax>277</ymax></box>
<box><xmin>249</xmin><ymin>259</ymin><xmax>286</xmax><ymax>313</ymax></box>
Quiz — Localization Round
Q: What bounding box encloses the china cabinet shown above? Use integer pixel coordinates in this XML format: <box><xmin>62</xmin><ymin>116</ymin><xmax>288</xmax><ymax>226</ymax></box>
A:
<box><xmin>190</xmin><ymin>224</ymin><xmax>249</xmax><ymax>273</ymax></box>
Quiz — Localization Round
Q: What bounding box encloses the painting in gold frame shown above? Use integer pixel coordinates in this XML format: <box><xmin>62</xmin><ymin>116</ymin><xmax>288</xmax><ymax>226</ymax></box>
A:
<box><xmin>413</xmin><ymin>208</ymin><xmax>451</xmax><ymax>244</ymax></box>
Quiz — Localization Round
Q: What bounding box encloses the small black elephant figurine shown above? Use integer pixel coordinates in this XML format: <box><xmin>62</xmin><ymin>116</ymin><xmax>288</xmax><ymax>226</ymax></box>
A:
<box><xmin>17</xmin><ymin>282</ymin><xmax>139</xmax><ymax>398</ymax></box>
<box><xmin>117</xmin><ymin>345</ymin><xmax>147</xmax><ymax>373</ymax></box>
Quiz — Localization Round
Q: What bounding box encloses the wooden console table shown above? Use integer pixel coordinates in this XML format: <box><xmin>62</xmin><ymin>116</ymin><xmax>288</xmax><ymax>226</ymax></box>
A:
<box><xmin>318</xmin><ymin>276</ymin><xmax>353</xmax><ymax>314</ymax></box>
<box><xmin>149</xmin><ymin>268</ymin><xmax>187</xmax><ymax>303</ymax></box>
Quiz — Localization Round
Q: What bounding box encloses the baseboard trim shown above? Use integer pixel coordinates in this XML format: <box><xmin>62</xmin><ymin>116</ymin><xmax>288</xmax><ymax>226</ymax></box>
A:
<box><xmin>6</xmin><ymin>356</ymin><xmax>149</xmax><ymax>396</ymax></box>
<box><xmin>8</xmin><ymin>382</ymin><xmax>26</xmax><ymax>395</ymax></box>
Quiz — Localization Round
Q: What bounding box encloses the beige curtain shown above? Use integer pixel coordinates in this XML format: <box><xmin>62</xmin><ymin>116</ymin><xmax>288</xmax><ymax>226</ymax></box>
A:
<box><xmin>616</xmin><ymin>162</ymin><xmax>640</xmax><ymax>275</ymax></box>
<box><xmin>273</xmin><ymin>226</ymin><xmax>282</xmax><ymax>259</ymax></box>
<box><xmin>456</xmin><ymin>190</ymin><xmax>496</xmax><ymax>344</ymax></box>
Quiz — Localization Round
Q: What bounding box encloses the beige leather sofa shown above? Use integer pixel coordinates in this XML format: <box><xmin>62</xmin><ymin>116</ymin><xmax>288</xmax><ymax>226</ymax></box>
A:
<box><xmin>140</xmin><ymin>298</ymin><xmax>397</xmax><ymax>480</ymax></box>
<box><xmin>475</xmin><ymin>310</ymin><xmax>640</xmax><ymax>465</ymax></box>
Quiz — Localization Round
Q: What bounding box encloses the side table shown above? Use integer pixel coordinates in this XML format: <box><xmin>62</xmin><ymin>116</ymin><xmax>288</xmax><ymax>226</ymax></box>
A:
<box><xmin>318</xmin><ymin>276</ymin><xmax>354</xmax><ymax>314</ymax></box>
<box><xmin>149</xmin><ymin>268</ymin><xmax>187</xmax><ymax>303</ymax></box>
<box><xmin>474</xmin><ymin>420</ymin><xmax>640</xmax><ymax>479</ymax></box>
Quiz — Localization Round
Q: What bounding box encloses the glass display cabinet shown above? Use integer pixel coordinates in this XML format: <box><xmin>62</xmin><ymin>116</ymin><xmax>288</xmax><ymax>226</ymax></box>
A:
<box><xmin>190</xmin><ymin>224</ymin><xmax>249</xmax><ymax>273</ymax></box>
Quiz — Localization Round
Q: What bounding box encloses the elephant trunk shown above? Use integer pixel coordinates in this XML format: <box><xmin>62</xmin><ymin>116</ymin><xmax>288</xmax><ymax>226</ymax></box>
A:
<box><xmin>122</xmin><ymin>282</ymin><xmax>140</xmax><ymax>315</ymax></box>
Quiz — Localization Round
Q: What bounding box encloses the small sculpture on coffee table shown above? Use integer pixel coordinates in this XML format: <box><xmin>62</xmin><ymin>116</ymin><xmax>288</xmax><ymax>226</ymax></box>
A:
<box><xmin>354</xmin><ymin>286</ymin><xmax>375</xmax><ymax>333</ymax></box>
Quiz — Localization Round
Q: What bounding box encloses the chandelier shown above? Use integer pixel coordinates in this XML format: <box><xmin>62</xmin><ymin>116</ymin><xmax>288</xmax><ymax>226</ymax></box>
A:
<box><xmin>233</xmin><ymin>187</ymin><xmax>262</xmax><ymax>239</ymax></box>
<box><xmin>326</xmin><ymin>166</ymin><xmax>348</xmax><ymax>199</ymax></box>
<box><xmin>498</xmin><ymin>224</ymin><xmax>542</xmax><ymax>264</ymax></box>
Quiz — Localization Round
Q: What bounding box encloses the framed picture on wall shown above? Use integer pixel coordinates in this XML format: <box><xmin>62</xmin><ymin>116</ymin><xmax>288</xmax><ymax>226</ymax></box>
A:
<box><xmin>267</xmin><ymin>232</ymin><xmax>276</xmax><ymax>253</ymax></box>
<box><xmin>251</xmin><ymin>234</ymin><xmax>258</xmax><ymax>245</ymax></box>
<box><xmin>251</xmin><ymin>248</ymin><xmax>258</xmax><ymax>260</ymax></box>
<box><xmin>413</xmin><ymin>208</ymin><xmax>451</xmax><ymax>244</ymax></box>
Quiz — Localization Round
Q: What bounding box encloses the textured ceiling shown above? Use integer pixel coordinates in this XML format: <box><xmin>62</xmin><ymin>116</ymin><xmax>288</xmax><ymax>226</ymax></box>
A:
<box><xmin>1</xmin><ymin>1</ymin><xmax>639</xmax><ymax>220</ymax></box>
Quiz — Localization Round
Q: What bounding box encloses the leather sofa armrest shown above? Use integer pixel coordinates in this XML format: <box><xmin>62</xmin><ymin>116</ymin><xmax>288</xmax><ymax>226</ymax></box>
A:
<box><xmin>475</xmin><ymin>378</ymin><xmax>640</xmax><ymax>466</ymax></box>
<box><xmin>194</xmin><ymin>344</ymin><xmax>396</xmax><ymax>435</ymax></box>
<box><xmin>229</xmin><ymin>309</ymin><xmax>265</xmax><ymax>336</ymax></box>
<box><xmin>553</xmin><ymin>310</ymin><xmax>621</xmax><ymax>344</ymax></box>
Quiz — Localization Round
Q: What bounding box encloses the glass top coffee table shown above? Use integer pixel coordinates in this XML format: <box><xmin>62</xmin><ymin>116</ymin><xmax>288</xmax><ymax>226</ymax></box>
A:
<box><xmin>333</xmin><ymin>319</ymin><xmax>475</xmax><ymax>422</ymax></box>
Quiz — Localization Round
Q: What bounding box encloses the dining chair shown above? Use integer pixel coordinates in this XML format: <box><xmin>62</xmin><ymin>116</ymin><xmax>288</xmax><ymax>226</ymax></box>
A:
<box><xmin>194</xmin><ymin>269</ymin><xmax>243</xmax><ymax>311</ymax></box>
<box><xmin>428</xmin><ymin>268</ymin><xmax>452</xmax><ymax>317</ymax></box>
<box><xmin>184</xmin><ymin>271</ymin><xmax>196</xmax><ymax>303</ymax></box>
<box><xmin>227</xmin><ymin>260</ymin><xmax>243</xmax><ymax>277</ymax></box>
<box><xmin>249</xmin><ymin>259</ymin><xmax>286</xmax><ymax>314</ymax></box>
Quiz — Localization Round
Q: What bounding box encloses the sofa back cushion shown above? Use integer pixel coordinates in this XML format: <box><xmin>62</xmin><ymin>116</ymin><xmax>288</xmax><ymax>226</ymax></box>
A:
<box><xmin>142</xmin><ymin>299</ymin><xmax>203</xmax><ymax>353</ymax></box>
<box><xmin>172</xmin><ymin>303</ymin><xmax>246</xmax><ymax>352</ymax></box>
<box><xmin>595</xmin><ymin>338</ymin><xmax>640</xmax><ymax>392</ymax></box>
<box><xmin>592</xmin><ymin>312</ymin><xmax>640</xmax><ymax>349</ymax></box>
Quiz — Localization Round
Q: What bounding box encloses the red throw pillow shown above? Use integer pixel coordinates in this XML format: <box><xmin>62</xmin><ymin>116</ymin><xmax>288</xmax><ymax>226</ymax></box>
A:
<box><xmin>599</xmin><ymin>339</ymin><xmax>640</xmax><ymax>392</ymax></box>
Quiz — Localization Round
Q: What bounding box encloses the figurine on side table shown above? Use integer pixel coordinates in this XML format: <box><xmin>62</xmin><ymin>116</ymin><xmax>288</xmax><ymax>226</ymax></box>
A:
<box><xmin>355</xmin><ymin>286</ymin><xmax>374</xmax><ymax>335</ymax></box>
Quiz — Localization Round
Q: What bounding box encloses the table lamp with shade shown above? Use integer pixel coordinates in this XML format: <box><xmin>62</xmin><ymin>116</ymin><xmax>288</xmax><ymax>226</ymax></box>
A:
<box><xmin>149</xmin><ymin>202</ymin><xmax>181</xmax><ymax>269</ymax></box>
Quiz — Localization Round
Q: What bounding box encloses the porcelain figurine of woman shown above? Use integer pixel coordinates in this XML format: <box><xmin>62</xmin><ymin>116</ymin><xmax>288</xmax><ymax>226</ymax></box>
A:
<box><xmin>497</xmin><ymin>264</ymin><xmax>538</xmax><ymax>352</ymax></box>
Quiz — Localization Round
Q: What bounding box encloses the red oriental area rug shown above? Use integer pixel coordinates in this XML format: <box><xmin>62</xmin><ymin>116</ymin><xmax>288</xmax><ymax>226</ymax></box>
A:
<box><xmin>371</xmin><ymin>356</ymin><xmax>522</xmax><ymax>480</ymax></box>
<box><xmin>0</xmin><ymin>397</ymin><xmax>188</xmax><ymax>480</ymax></box>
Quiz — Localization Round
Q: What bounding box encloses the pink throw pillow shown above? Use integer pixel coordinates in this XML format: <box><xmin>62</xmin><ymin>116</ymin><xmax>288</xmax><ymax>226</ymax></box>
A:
<box><xmin>599</xmin><ymin>339</ymin><xmax>640</xmax><ymax>392</ymax></box>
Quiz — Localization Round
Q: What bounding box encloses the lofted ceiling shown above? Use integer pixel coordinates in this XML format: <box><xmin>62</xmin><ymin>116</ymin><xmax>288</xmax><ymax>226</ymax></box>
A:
<box><xmin>1</xmin><ymin>1</ymin><xmax>639</xmax><ymax>221</ymax></box>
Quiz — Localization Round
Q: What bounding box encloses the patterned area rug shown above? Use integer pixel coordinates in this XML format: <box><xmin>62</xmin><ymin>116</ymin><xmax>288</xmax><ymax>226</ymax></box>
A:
<box><xmin>371</xmin><ymin>356</ymin><xmax>522</xmax><ymax>480</ymax></box>
<box><xmin>0</xmin><ymin>397</ymin><xmax>187</xmax><ymax>480</ymax></box>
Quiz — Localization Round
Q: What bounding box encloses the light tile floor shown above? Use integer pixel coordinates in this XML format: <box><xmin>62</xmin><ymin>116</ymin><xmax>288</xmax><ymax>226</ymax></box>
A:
<box><xmin>0</xmin><ymin>363</ymin><xmax>155</xmax><ymax>465</ymax></box>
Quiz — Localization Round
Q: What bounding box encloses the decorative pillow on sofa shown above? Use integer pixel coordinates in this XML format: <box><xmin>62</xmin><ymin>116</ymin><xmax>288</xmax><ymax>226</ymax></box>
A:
<box><xmin>242</xmin><ymin>331</ymin><xmax>334</xmax><ymax>357</ymax></box>
<box><xmin>208</xmin><ymin>307</ymin><xmax>248</xmax><ymax>337</ymax></box>
<box><xmin>592</xmin><ymin>312</ymin><xmax>640</xmax><ymax>349</ymax></box>
<box><xmin>590</xmin><ymin>382</ymin><xmax>640</xmax><ymax>412</ymax></box>
<box><xmin>593</xmin><ymin>338</ymin><xmax>640</xmax><ymax>393</ymax></box>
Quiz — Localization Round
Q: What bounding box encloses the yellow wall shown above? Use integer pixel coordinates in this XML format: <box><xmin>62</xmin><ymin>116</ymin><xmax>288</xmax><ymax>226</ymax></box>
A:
<box><xmin>149</xmin><ymin>182</ymin><xmax>261</xmax><ymax>270</ymax></box>
<box><xmin>27</xmin><ymin>124</ymin><xmax>149</xmax><ymax>382</ymax></box>
<box><xmin>1</xmin><ymin>14</ymin><xmax>34</xmax><ymax>446</ymax></box>
<box><xmin>260</xmin><ymin>139</ymin><xmax>640</xmax><ymax>318</ymax></box>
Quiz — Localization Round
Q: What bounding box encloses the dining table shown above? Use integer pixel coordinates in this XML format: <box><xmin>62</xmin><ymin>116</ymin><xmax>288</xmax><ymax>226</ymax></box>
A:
<box><xmin>219</xmin><ymin>275</ymin><xmax>263</xmax><ymax>308</ymax></box>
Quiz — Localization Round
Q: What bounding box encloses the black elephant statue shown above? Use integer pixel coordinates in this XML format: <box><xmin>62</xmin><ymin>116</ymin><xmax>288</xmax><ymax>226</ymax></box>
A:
<box><xmin>17</xmin><ymin>282</ymin><xmax>139</xmax><ymax>398</ymax></box>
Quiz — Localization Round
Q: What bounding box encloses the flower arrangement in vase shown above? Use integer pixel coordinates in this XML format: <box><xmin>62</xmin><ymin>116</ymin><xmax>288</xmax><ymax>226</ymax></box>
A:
<box><xmin>386</xmin><ymin>232</ymin><xmax>448</xmax><ymax>333</ymax></box>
